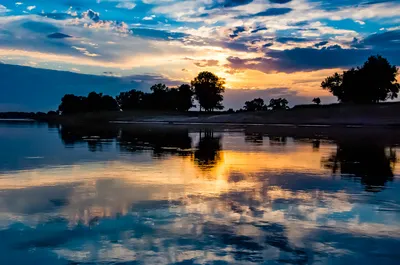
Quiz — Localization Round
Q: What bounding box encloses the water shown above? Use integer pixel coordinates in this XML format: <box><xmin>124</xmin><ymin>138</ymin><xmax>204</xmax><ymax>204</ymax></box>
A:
<box><xmin>0</xmin><ymin>122</ymin><xmax>400</xmax><ymax>265</ymax></box>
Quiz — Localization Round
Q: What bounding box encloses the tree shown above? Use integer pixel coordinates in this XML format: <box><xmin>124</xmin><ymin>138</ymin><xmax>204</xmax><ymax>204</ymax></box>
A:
<box><xmin>268</xmin><ymin>98</ymin><xmax>289</xmax><ymax>110</ymax></box>
<box><xmin>116</xmin><ymin>85</ymin><xmax>193</xmax><ymax>112</ymax></box>
<box><xmin>101</xmin><ymin>95</ymin><xmax>120</xmax><ymax>111</ymax></box>
<box><xmin>87</xmin><ymin>92</ymin><xmax>103</xmax><ymax>112</ymax></box>
<box><xmin>312</xmin><ymin>97</ymin><xmax>321</xmax><ymax>105</ymax></box>
<box><xmin>47</xmin><ymin>110</ymin><xmax>58</xmax><ymax>116</ymax></box>
<box><xmin>116</xmin><ymin>89</ymin><xmax>145</xmax><ymax>110</ymax></box>
<box><xmin>176</xmin><ymin>84</ymin><xmax>194</xmax><ymax>111</ymax></box>
<box><xmin>150</xmin><ymin>83</ymin><xmax>169</xmax><ymax>93</ymax></box>
<box><xmin>150</xmin><ymin>83</ymin><xmax>170</xmax><ymax>110</ymax></box>
<box><xmin>58</xmin><ymin>94</ymin><xmax>86</xmax><ymax>114</ymax></box>
<box><xmin>59</xmin><ymin>92</ymin><xmax>119</xmax><ymax>115</ymax></box>
<box><xmin>191</xmin><ymin>71</ymin><xmax>225</xmax><ymax>112</ymax></box>
<box><xmin>322</xmin><ymin>55</ymin><xmax>400</xmax><ymax>103</ymax></box>
<box><xmin>86</xmin><ymin>92</ymin><xmax>119</xmax><ymax>112</ymax></box>
<box><xmin>244</xmin><ymin>98</ymin><xmax>266</xmax><ymax>111</ymax></box>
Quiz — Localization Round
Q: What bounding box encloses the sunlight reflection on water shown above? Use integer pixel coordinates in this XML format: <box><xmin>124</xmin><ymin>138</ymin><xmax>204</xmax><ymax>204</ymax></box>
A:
<box><xmin>0</xmin><ymin>122</ymin><xmax>400</xmax><ymax>264</ymax></box>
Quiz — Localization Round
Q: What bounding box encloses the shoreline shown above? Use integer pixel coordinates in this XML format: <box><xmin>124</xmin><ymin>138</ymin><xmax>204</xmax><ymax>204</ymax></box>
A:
<box><xmin>5</xmin><ymin>102</ymin><xmax>400</xmax><ymax>127</ymax></box>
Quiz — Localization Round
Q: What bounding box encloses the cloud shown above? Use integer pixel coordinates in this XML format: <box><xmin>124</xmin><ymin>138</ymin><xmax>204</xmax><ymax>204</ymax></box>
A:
<box><xmin>237</xmin><ymin>8</ymin><xmax>292</xmax><ymax>19</ymax></box>
<box><xmin>116</xmin><ymin>2</ymin><xmax>136</xmax><ymax>10</ymax></box>
<box><xmin>225</xmin><ymin>29</ymin><xmax>400</xmax><ymax>74</ymax></box>
<box><xmin>229</xmin><ymin>26</ymin><xmax>246</xmax><ymax>39</ymax></box>
<box><xmin>269</xmin><ymin>0</ymin><xmax>292</xmax><ymax>3</ymax></box>
<box><xmin>72</xmin><ymin>46</ymin><xmax>100</xmax><ymax>57</ymax></box>
<box><xmin>361</xmin><ymin>29</ymin><xmax>400</xmax><ymax>49</ymax></box>
<box><xmin>206</xmin><ymin>0</ymin><xmax>254</xmax><ymax>9</ymax></box>
<box><xmin>82</xmin><ymin>9</ymin><xmax>100</xmax><ymax>22</ymax></box>
<box><xmin>0</xmin><ymin>15</ymin><xmax>159</xmax><ymax>65</ymax></box>
<box><xmin>0</xmin><ymin>63</ymin><xmax>182</xmax><ymax>111</ymax></box>
<box><xmin>131</xmin><ymin>27</ymin><xmax>187</xmax><ymax>40</ymax></box>
<box><xmin>250</xmin><ymin>26</ymin><xmax>268</xmax><ymax>34</ymax></box>
<box><xmin>26</xmin><ymin>5</ymin><xmax>36</xmax><ymax>11</ymax></box>
<box><xmin>0</xmin><ymin>5</ymin><xmax>10</xmax><ymax>13</ymax></box>
<box><xmin>226</xmin><ymin>45</ymin><xmax>400</xmax><ymax>74</ymax></box>
<box><xmin>193</xmin><ymin>59</ymin><xmax>219</xmax><ymax>67</ymax></box>
<box><xmin>21</xmin><ymin>21</ymin><xmax>59</xmax><ymax>33</ymax></box>
<box><xmin>38</xmin><ymin>13</ymin><xmax>75</xmax><ymax>20</ymax></box>
<box><xmin>309</xmin><ymin>0</ymin><xmax>399</xmax><ymax>11</ymax></box>
<box><xmin>47</xmin><ymin>33</ymin><xmax>72</xmax><ymax>39</ymax></box>
<box><xmin>276</xmin><ymin>37</ymin><xmax>308</xmax><ymax>43</ymax></box>
<box><xmin>314</xmin><ymin>40</ymin><xmax>329</xmax><ymax>47</ymax></box>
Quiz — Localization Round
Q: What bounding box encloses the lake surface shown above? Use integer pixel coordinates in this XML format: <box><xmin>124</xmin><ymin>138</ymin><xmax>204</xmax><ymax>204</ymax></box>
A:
<box><xmin>1</xmin><ymin>122</ymin><xmax>400</xmax><ymax>265</ymax></box>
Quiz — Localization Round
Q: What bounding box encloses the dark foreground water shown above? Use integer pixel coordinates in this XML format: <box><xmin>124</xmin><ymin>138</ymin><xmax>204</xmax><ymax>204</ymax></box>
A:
<box><xmin>1</xmin><ymin>122</ymin><xmax>400</xmax><ymax>265</ymax></box>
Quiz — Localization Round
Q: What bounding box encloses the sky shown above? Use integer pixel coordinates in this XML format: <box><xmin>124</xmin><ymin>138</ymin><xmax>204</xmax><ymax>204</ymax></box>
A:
<box><xmin>0</xmin><ymin>0</ymin><xmax>399</xmax><ymax>111</ymax></box>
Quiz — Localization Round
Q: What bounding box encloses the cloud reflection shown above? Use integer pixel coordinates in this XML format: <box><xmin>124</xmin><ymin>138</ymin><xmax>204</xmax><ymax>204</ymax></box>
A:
<box><xmin>0</xmin><ymin>124</ymin><xmax>400</xmax><ymax>264</ymax></box>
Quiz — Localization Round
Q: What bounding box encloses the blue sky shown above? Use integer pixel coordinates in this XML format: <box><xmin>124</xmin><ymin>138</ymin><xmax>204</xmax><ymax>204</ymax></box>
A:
<box><xmin>0</xmin><ymin>0</ymin><xmax>399</xmax><ymax>111</ymax></box>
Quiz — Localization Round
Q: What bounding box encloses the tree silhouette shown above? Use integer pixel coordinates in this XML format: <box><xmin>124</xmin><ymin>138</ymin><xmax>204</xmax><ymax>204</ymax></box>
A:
<box><xmin>176</xmin><ymin>84</ymin><xmax>194</xmax><ymax>111</ymax></box>
<box><xmin>268</xmin><ymin>98</ymin><xmax>289</xmax><ymax>110</ymax></box>
<box><xmin>58</xmin><ymin>94</ymin><xmax>86</xmax><ymax>114</ymax></box>
<box><xmin>58</xmin><ymin>92</ymin><xmax>119</xmax><ymax>114</ymax></box>
<box><xmin>191</xmin><ymin>71</ymin><xmax>225</xmax><ymax>112</ymax></box>
<box><xmin>244</xmin><ymin>98</ymin><xmax>266</xmax><ymax>111</ymax></box>
<box><xmin>322</xmin><ymin>55</ymin><xmax>400</xmax><ymax>103</ymax></box>
<box><xmin>149</xmin><ymin>83</ymin><xmax>171</xmax><ymax>110</ymax></box>
<box><xmin>116</xmin><ymin>85</ymin><xmax>193</xmax><ymax>111</ymax></box>
<box><xmin>116</xmin><ymin>89</ymin><xmax>145</xmax><ymax>110</ymax></box>
<box><xmin>312</xmin><ymin>97</ymin><xmax>321</xmax><ymax>105</ymax></box>
<box><xmin>87</xmin><ymin>92</ymin><xmax>119</xmax><ymax>112</ymax></box>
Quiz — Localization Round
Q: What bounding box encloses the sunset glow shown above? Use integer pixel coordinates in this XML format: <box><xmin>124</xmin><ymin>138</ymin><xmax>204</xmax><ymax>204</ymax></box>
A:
<box><xmin>0</xmin><ymin>0</ymin><xmax>399</xmax><ymax>110</ymax></box>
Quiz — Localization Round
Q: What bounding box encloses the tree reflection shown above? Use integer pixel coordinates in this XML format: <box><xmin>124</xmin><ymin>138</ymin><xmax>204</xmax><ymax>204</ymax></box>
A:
<box><xmin>312</xmin><ymin>139</ymin><xmax>320</xmax><ymax>150</ymax></box>
<box><xmin>269</xmin><ymin>136</ymin><xmax>287</xmax><ymax>146</ymax></box>
<box><xmin>58</xmin><ymin>125</ymin><xmax>118</xmax><ymax>152</ymax></box>
<box><xmin>244</xmin><ymin>132</ymin><xmax>263</xmax><ymax>146</ymax></box>
<box><xmin>118</xmin><ymin>129</ymin><xmax>192</xmax><ymax>157</ymax></box>
<box><xmin>194</xmin><ymin>130</ymin><xmax>222</xmax><ymax>171</ymax></box>
<box><xmin>58</xmin><ymin>125</ymin><xmax>193</xmax><ymax>156</ymax></box>
<box><xmin>322</xmin><ymin>142</ymin><xmax>396</xmax><ymax>192</ymax></box>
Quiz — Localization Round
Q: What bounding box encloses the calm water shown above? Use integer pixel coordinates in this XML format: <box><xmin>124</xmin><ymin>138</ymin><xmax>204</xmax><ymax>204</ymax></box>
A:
<box><xmin>1</xmin><ymin>122</ymin><xmax>400</xmax><ymax>265</ymax></box>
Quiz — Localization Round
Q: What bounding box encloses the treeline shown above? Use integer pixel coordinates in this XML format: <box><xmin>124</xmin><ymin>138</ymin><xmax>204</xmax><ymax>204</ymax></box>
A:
<box><xmin>58</xmin><ymin>92</ymin><xmax>119</xmax><ymax>114</ymax></box>
<box><xmin>54</xmin><ymin>55</ymin><xmax>399</xmax><ymax>115</ymax></box>
<box><xmin>58</xmin><ymin>84</ymin><xmax>194</xmax><ymax>115</ymax></box>
<box><xmin>242</xmin><ymin>98</ymin><xmax>289</xmax><ymax>111</ymax></box>
<box><xmin>242</xmin><ymin>55</ymin><xmax>399</xmax><ymax>111</ymax></box>
<box><xmin>116</xmin><ymin>84</ymin><xmax>193</xmax><ymax>112</ymax></box>
<box><xmin>0</xmin><ymin>111</ymin><xmax>58</xmax><ymax>120</ymax></box>
<box><xmin>58</xmin><ymin>71</ymin><xmax>225</xmax><ymax>115</ymax></box>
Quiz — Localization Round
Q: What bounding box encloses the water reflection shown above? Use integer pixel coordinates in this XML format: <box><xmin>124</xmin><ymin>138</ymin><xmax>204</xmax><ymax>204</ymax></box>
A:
<box><xmin>194</xmin><ymin>130</ymin><xmax>222</xmax><ymax>171</ymax></box>
<box><xmin>322</xmin><ymin>141</ymin><xmax>396</xmax><ymax>192</ymax></box>
<box><xmin>1</xmin><ymin>123</ymin><xmax>400</xmax><ymax>264</ymax></box>
<box><xmin>118</xmin><ymin>128</ymin><xmax>193</xmax><ymax>157</ymax></box>
<box><xmin>269</xmin><ymin>136</ymin><xmax>287</xmax><ymax>146</ymax></box>
<box><xmin>56</xmin><ymin>125</ymin><xmax>399</xmax><ymax>192</ymax></box>
<box><xmin>244</xmin><ymin>131</ymin><xmax>263</xmax><ymax>145</ymax></box>
<box><xmin>59</xmin><ymin>125</ymin><xmax>117</xmax><ymax>152</ymax></box>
